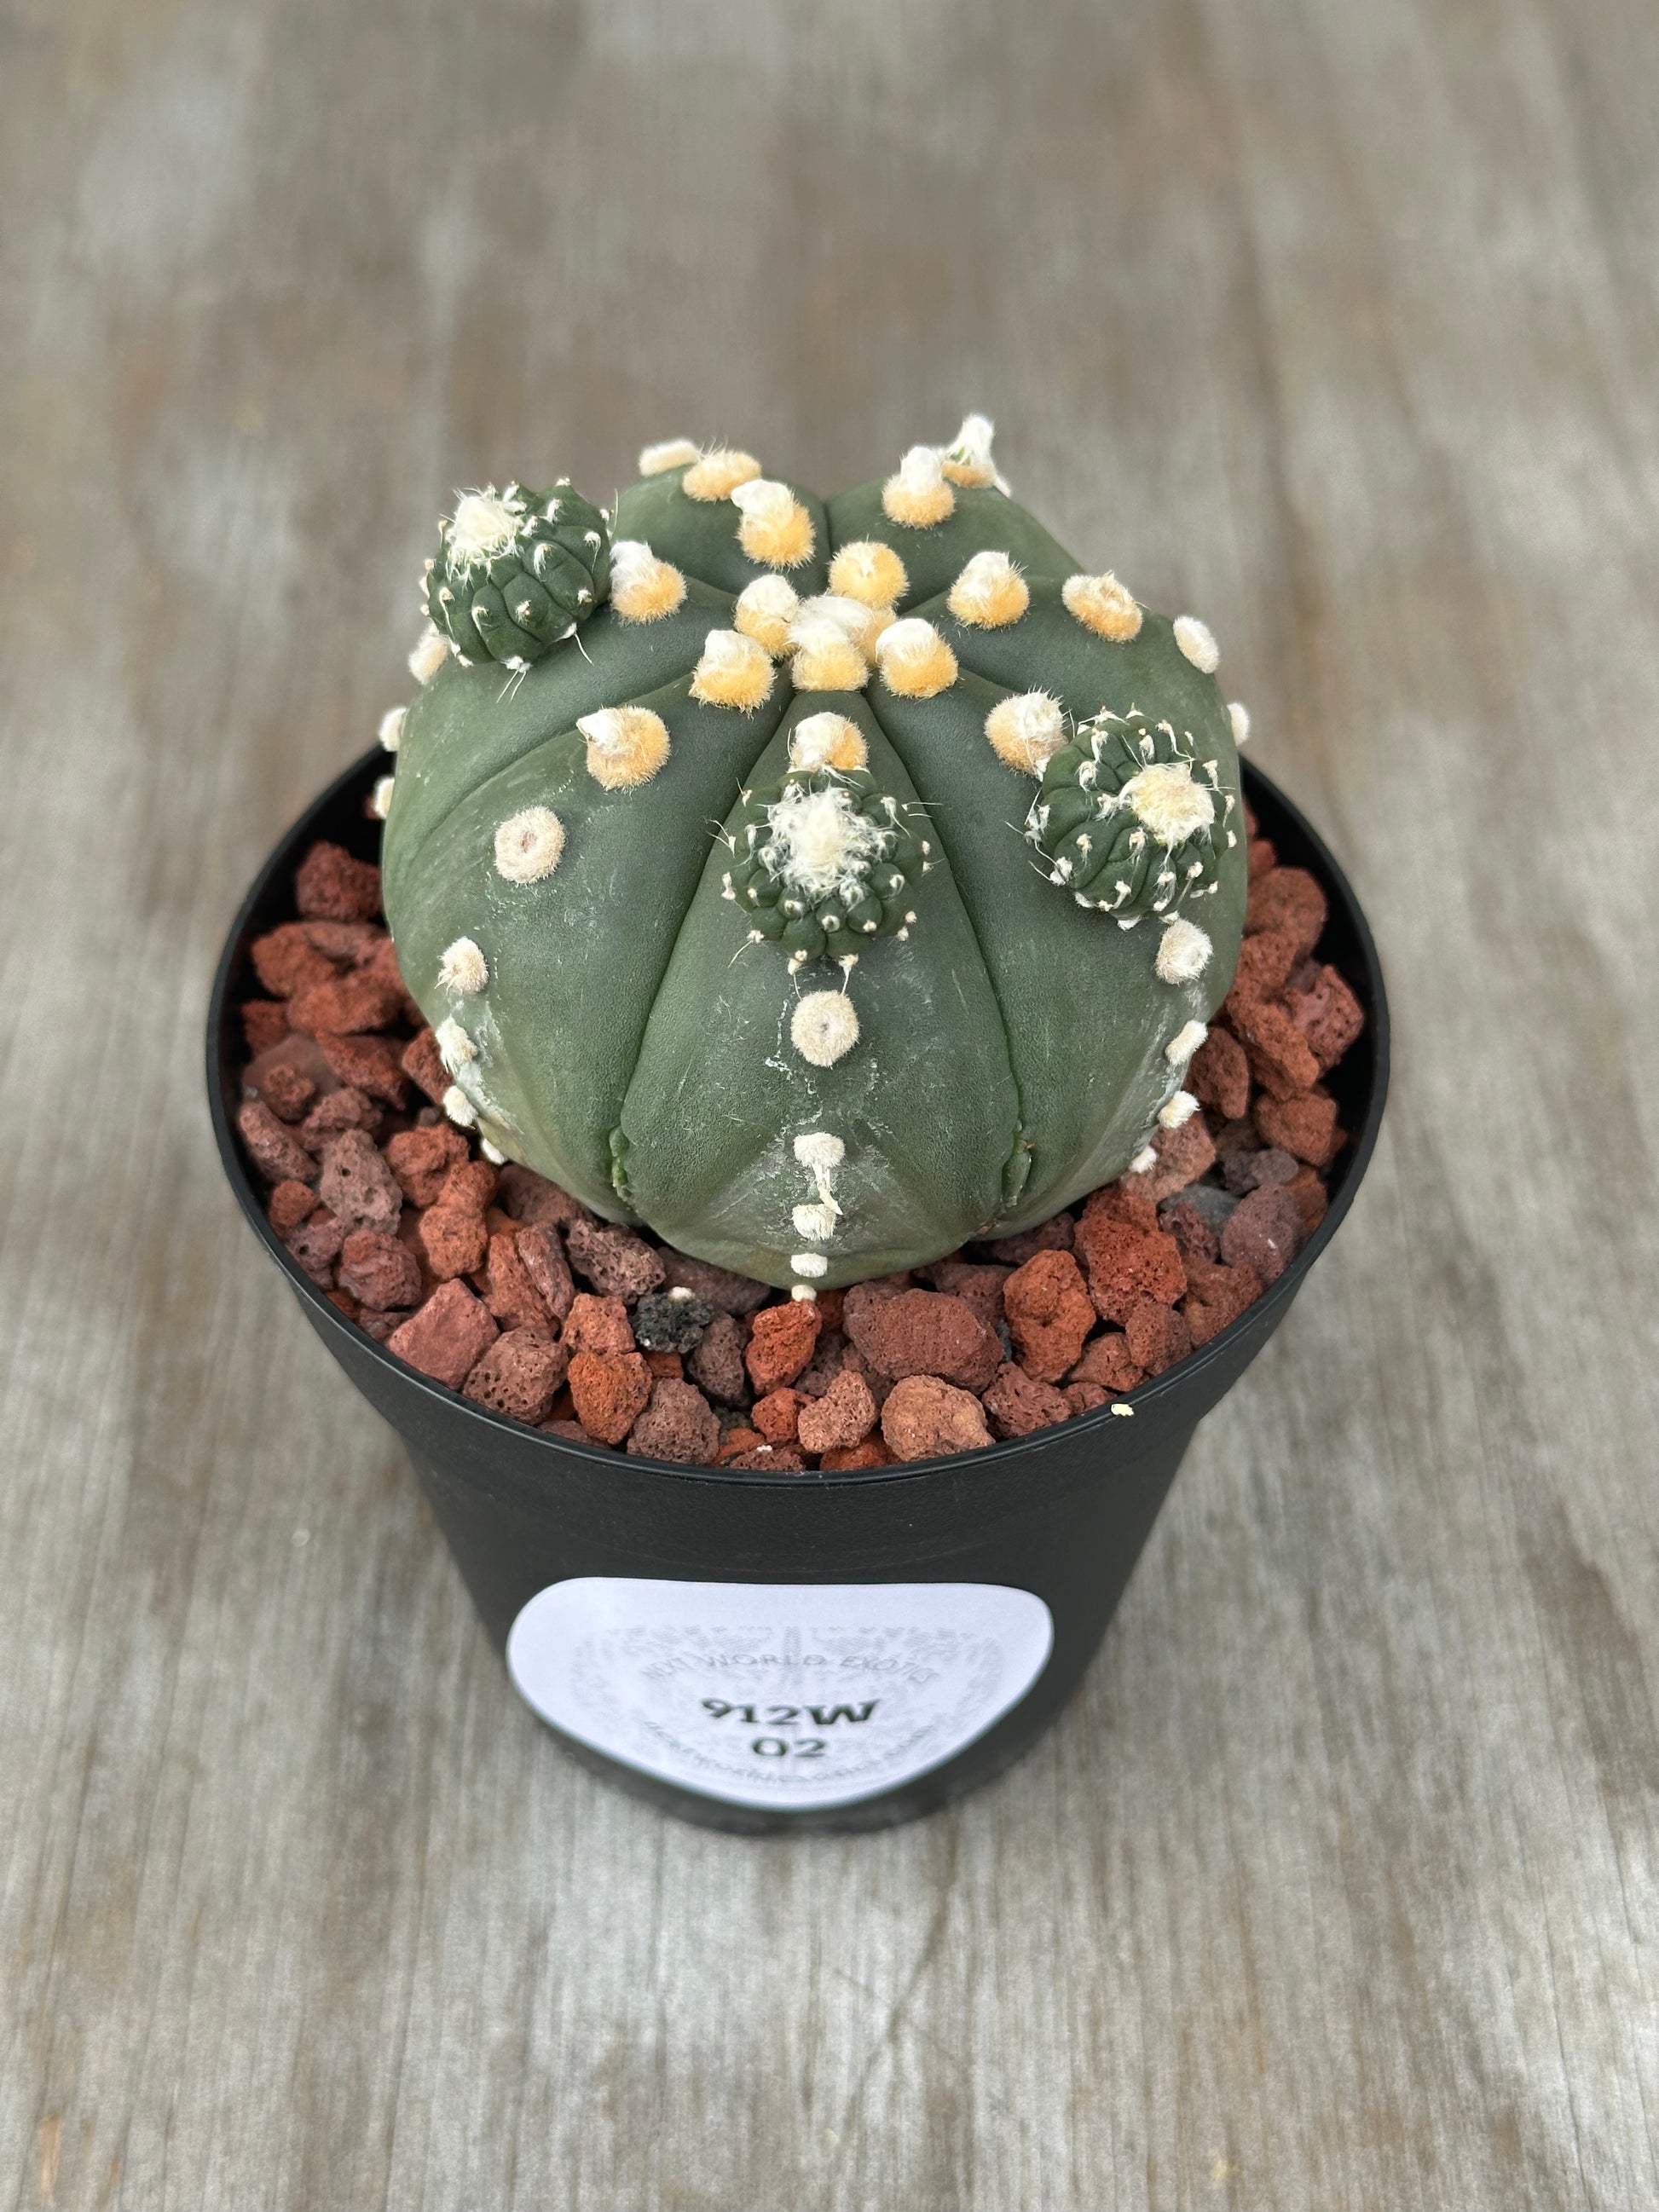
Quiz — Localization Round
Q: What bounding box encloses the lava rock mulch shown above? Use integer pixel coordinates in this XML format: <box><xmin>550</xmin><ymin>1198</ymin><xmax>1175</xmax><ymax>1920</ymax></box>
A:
<box><xmin>233</xmin><ymin>809</ymin><xmax>1364</xmax><ymax>1469</ymax></box>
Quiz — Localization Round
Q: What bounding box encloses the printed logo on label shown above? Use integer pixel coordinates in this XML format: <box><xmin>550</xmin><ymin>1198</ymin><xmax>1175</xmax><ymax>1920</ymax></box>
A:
<box><xmin>506</xmin><ymin>1578</ymin><xmax>1055</xmax><ymax>1809</ymax></box>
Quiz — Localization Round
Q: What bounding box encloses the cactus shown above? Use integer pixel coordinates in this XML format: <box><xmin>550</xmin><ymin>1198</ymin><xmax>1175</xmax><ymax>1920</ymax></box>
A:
<box><xmin>379</xmin><ymin>424</ymin><xmax>1251</xmax><ymax>1289</ymax></box>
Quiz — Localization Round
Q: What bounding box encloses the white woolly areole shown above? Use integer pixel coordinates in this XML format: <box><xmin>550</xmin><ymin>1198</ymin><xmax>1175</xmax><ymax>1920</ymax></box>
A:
<box><xmin>794</xmin><ymin>1130</ymin><xmax>846</xmax><ymax>1171</ymax></box>
<box><xmin>1228</xmin><ymin>701</ymin><xmax>1251</xmax><ymax>746</ymax></box>
<box><xmin>1154</xmin><ymin>917</ymin><xmax>1213</xmax><ymax>984</ymax></box>
<box><xmin>1173</xmin><ymin>615</ymin><xmax>1220</xmax><ymax>673</ymax></box>
<box><xmin>481</xmin><ymin>1137</ymin><xmax>506</xmax><ymax>1165</ymax></box>
<box><xmin>882</xmin><ymin>444</ymin><xmax>955</xmax><ymax>526</ymax></box>
<box><xmin>896</xmin><ymin>445</ymin><xmax>945</xmax><ymax>495</ymax></box>
<box><xmin>790</xmin><ymin>988</ymin><xmax>861</xmax><ymax>1066</ymax></box>
<box><xmin>730</xmin><ymin>476</ymin><xmax>792</xmax><ymax>522</ymax></box>
<box><xmin>733</xmin><ymin>574</ymin><xmax>800</xmax><ymax>656</ymax></box>
<box><xmin>793</xmin><ymin>1200</ymin><xmax>838</xmax><ymax>1241</ymax></box>
<box><xmin>1129</xmin><ymin>1144</ymin><xmax>1159</xmax><ymax>1175</ymax></box>
<box><xmin>762</xmin><ymin>786</ymin><xmax>887</xmax><ymax>903</ymax></box>
<box><xmin>408</xmin><ymin>625</ymin><xmax>451</xmax><ymax>684</ymax></box>
<box><xmin>607</xmin><ymin>538</ymin><xmax>685</xmax><ymax>621</ymax></box>
<box><xmin>1166</xmin><ymin>1019</ymin><xmax>1209</xmax><ymax>1066</ymax></box>
<box><xmin>1158</xmin><ymin>1089</ymin><xmax>1200</xmax><ymax>1129</ymax></box>
<box><xmin>691</xmin><ymin>627</ymin><xmax>774</xmax><ymax>709</ymax></box>
<box><xmin>442</xmin><ymin>1084</ymin><xmax>477</xmax><ymax>1128</ymax></box>
<box><xmin>791</xmin><ymin>1252</ymin><xmax>830</xmax><ymax>1279</ymax></box>
<box><xmin>494</xmin><ymin>806</ymin><xmax>565</xmax><ymax>883</ymax></box>
<box><xmin>370</xmin><ymin>776</ymin><xmax>395</xmax><ymax>820</ymax></box>
<box><xmin>447</xmin><ymin>491</ymin><xmax>518</xmax><ymax>570</ymax></box>
<box><xmin>435</xmin><ymin>1017</ymin><xmax>477</xmax><ymax>1074</ymax></box>
<box><xmin>639</xmin><ymin>437</ymin><xmax>700</xmax><ymax>476</ymax></box>
<box><xmin>792</xmin><ymin>594</ymin><xmax>870</xmax><ymax>646</ymax></box>
<box><xmin>985</xmin><ymin>691</ymin><xmax>1066</xmax><ymax>775</ymax></box>
<box><xmin>789</xmin><ymin>713</ymin><xmax>868</xmax><ymax>774</ymax></box>
<box><xmin>876</xmin><ymin>615</ymin><xmax>957</xmax><ymax>696</ymax></box>
<box><xmin>379</xmin><ymin>706</ymin><xmax>405</xmax><ymax>753</ymax></box>
<box><xmin>1120</xmin><ymin>759</ymin><xmax>1216</xmax><ymax>845</ymax></box>
<box><xmin>949</xmin><ymin>547</ymin><xmax>1029</xmax><ymax>627</ymax></box>
<box><xmin>438</xmin><ymin>936</ymin><xmax>488</xmax><ymax>994</ymax></box>
<box><xmin>940</xmin><ymin>413</ymin><xmax>1009</xmax><ymax>491</ymax></box>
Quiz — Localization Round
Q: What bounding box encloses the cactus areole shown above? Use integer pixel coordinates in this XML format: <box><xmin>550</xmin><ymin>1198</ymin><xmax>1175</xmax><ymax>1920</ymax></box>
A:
<box><xmin>380</xmin><ymin>424</ymin><xmax>1250</xmax><ymax>1290</ymax></box>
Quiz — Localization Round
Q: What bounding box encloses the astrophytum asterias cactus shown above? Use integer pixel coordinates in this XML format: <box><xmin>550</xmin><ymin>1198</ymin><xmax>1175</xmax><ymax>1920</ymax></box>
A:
<box><xmin>379</xmin><ymin>422</ymin><xmax>1251</xmax><ymax>1288</ymax></box>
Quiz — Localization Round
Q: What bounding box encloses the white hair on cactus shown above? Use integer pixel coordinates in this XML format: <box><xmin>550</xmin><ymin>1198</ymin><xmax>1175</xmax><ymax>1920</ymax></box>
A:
<box><xmin>480</xmin><ymin>1137</ymin><xmax>506</xmax><ymax>1165</ymax></box>
<box><xmin>789</xmin><ymin>713</ymin><xmax>869</xmax><ymax>774</ymax></box>
<box><xmin>793</xmin><ymin>594</ymin><xmax>871</xmax><ymax>645</ymax></box>
<box><xmin>763</xmin><ymin>786</ymin><xmax>887</xmax><ymax>903</ymax></box>
<box><xmin>789</xmin><ymin>608</ymin><xmax>870</xmax><ymax>692</ymax></box>
<box><xmin>876</xmin><ymin>616</ymin><xmax>957</xmax><ymax>698</ymax></box>
<box><xmin>682</xmin><ymin>447</ymin><xmax>761</xmax><ymax>501</ymax></box>
<box><xmin>789</xmin><ymin>987</ymin><xmax>861</xmax><ymax>1066</ymax></box>
<box><xmin>1166</xmin><ymin>1019</ymin><xmax>1209</xmax><ymax>1066</ymax></box>
<box><xmin>1158</xmin><ymin>1089</ymin><xmax>1200</xmax><ymax>1129</ymax></box>
<box><xmin>494</xmin><ymin>806</ymin><xmax>565</xmax><ymax>883</ymax></box>
<box><xmin>435</xmin><ymin>1017</ymin><xmax>477</xmax><ymax>1075</ymax></box>
<box><xmin>1154</xmin><ymin>917</ymin><xmax>1213</xmax><ymax>984</ymax></box>
<box><xmin>792</xmin><ymin>1200</ymin><xmax>839</xmax><ymax>1241</ymax></box>
<box><xmin>1062</xmin><ymin>571</ymin><xmax>1142</xmax><ymax>641</ymax></box>
<box><xmin>794</xmin><ymin>1130</ymin><xmax>846</xmax><ymax>1171</ymax></box>
<box><xmin>791</xmin><ymin>1252</ymin><xmax>830</xmax><ymax>1279</ymax></box>
<box><xmin>1228</xmin><ymin>701</ymin><xmax>1251</xmax><ymax>746</ymax></box>
<box><xmin>731</xmin><ymin>477</ymin><xmax>814</xmax><ymax>568</ymax></box>
<box><xmin>447</xmin><ymin>489</ymin><xmax>520</xmax><ymax>570</ymax></box>
<box><xmin>948</xmin><ymin>548</ymin><xmax>1029</xmax><ymax>628</ymax></box>
<box><xmin>442</xmin><ymin>1084</ymin><xmax>477</xmax><ymax>1129</ymax></box>
<box><xmin>378</xmin><ymin>706</ymin><xmax>405</xmax><ymax>753</ymax></box>
<box><xmin>438</xmin><ymin>936</ymin><xmax>488</xmax><ymax>994</ymax></box>
<box><xmin>882</xmin><ymin>444</ymin><xmax>955</xmax><ymax>528</ymax></box>
<box><xmin>827</xmin><ymin>540</ymin><xmax>908</xmax><ymax>609</ymax></box>
<box><xmin>1174</xmin><ymin>615</ymin><xmax>1220</xmax><ymax>673</ymax></box>
<box><xmin>408</xmin><ymin>625</ymin><xmax>452</xmax><ymax>684</ymax></box>
<box><xmin>578</xmin><ymin>704</ymin><xmax>672</xmax><ymax>788</ymax></box>
<box><xmin>939</xmin><ymin>413</ymin><xmax>1009</xmax><ymax>492</ymax></box>
<box><xmin>638</xmin><ymin>437</ymin><xmax>700</xmax><ymax>476</ymax></box>
<box><xmin>608</xmin><ymin>539</ymin><xmax>686</xmax><ymax>622</ymax></box>
<box><xmin>370</xmin><ymin>776</ymin><xmax>395</xmax><ymax>820</ymax></box>
<box><xmin>1129</xmin><ymin>1144</ymin><xmax>1159</xmax><ymax>1174</ymax></box>
<box><xmin>1120</xmin><ymin>759</ymin><xmax>1215</xmax><ymax>845</ymax></box>
<box><xmin>985</xmin><ymin>690</ymin><xmax>1066</xmax><ymax>776</ymax></box>
<box><xmin>691</xmin><ymin>627</ymin><xmax>775</xmax><ymax>711</ymax></box>
<box><xmin>732</xmin><ymin>574</ymin><xmax>800</xmax><ymax>657</ymax></box>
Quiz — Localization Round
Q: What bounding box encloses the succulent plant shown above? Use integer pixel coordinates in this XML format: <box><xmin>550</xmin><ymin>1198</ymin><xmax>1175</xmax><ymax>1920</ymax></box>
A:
<box><xmin>379</xmin><ymin>423</ymin><xmax>1251</xmax><ymax>1289</ymax></box>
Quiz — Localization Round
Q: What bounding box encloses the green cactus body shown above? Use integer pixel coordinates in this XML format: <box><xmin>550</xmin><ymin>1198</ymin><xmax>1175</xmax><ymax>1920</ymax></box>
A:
<box><xmin>381</xmin><ymin>428</ymin><xmax>1249</xmax><ymax>1288</ymax></box>
<box><xmin>425</xmin><ymin>482</ymin><xmax>611</xmax><ymax>667</ymax></box>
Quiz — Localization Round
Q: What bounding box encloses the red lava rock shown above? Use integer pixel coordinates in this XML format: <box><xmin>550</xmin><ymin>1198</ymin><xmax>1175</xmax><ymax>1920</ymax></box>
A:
<box><xmin>793</xmin><ymin>1328</ymin><xmax>848</xmax><ymax>1398</ymax></box>
<box><xmin>267</xmin><ymin>1179</ymin><xmax>317</xmax><ymax>1239</ymax></box>
<box><xmin>815</xmin><ymin>1287</ymin><xmax>845</xmax><ymax>1331</ymax></box>
<box><xmin>839</xmin><ymin>1280</ymin><xmax>910</xmax><ymax>1351</ymax></box>
<box><xmin>257</xmin><ymin>1062</ymin><xmax>316</xmax><ymax>1123</ymax></box>
<box><xmin>661</xmin><ymin>1253</ymin><xmax>772</xmax><ymax>1314</ymax></box>
<box><xmin>1121</xmin><ymin>1114</ymin><xmax>1217</xmax><ymax>1203</ymax></box>
<box><xmin>1229</xmin><ymin>997</ymin><xmax>1323</xmax><ymax>1102</ymax></box>
<box><xmin>317</xmin><ymin>1032</ymin><xmax>410</xmax><ymax>1107</ymax></box>
<box><xmin>287</xmin><ymin>969</ymin><xmax>406</xmax><ymax>1038</ymax></box>
<box><xmin>845</xmin><ymin>1290</ymin><xmax>1001</xmax><ymax>1392</ymax></box>
<box><xmin>626</xmin><ymin>1377</ymin><xmax>722</xmax><ymax>1464</ymax></box>
<box><xmin>238</xmin><ymin>1099</ymin><xmax>318</xmax><ymax>1186</ymax></box>
<box><xmin>752</xmin><ymin>1389</ymin><xmax>806</xmax><ymax>1445</ymax></box>
<box><xmin>1064</xmin><ymin>1381</ymin><xmax>1113</xmax><ymax>1417</ymax></box>
<box><xmin>483</xmin><ymin>1231</ymin><xmax>548</xmax><ymax>1331</ymax></box>
<box><xmin>294</xmin><ymin>840</ymin><xmax>382</xmax><ymax>923</ymax></box>
<box><xmin>383</xmin><ymin>1124</ymin><xmax>470</xmax><ymax>1206</ymax></box>
<box><xmin>298</xmin><ymin>1087</ymin><xmax>381</xmax><ymax>1149</ymax></box>
<box><xmin>1073</xmin><ymin>1192</ymin><xmax>1187</xmax><ymax>1326</ymax></box>
<box><xmin>516</xmin><ymin>1223</ymin><xmax>575</xmax><ymax>1325</ymax></box>
<box><xmin>338</xmin><ymin>1228</ymin><xmax>423</xmax><ymax>1312</ymax></box>
<box><xmin>241</xmin><ymin>1000</ymin><xmax>291</xmax><ymax>1055</ymax></box>
<box><xmin>1160</xmin><ymin>1198</ymin><xmax>1222</xmax><ymax>1267</ymax></box>
<box><xmin>303</xmin><ymin>919</ymin><xmax>380</xmax><ymax>962</ymax></box>
<box><xmin>435</xmin><ymin>1159</ymin><xmax>497</xmax><ymax>1215</ymax></box>
<box><xmin>540</xmin><ymin>1417</ymin><xmax>590</xmax><ymax>1441</ymax></box>
<box><xmin>1247</xmin><ymin>834</ymin><xmax>1278</xmax><ymax>881</ymax></box>
<box><xmin>388</xmin><ymin>1280</ymin><xmax>499</xmax><ymax>1389</ymax></box>
<box><xmin>688</xmin><ymin>1312</ymin><xmax>749</xmax><ymax>1405</ymax></box>
<box><xmin>725</xmin><ymin>1444</ymin><xmax>807</xmax><ymax>1472</ymax></box>
<box><xmin>1256</xmin><ymin>1089</ymin><xmax>1343</xmax><ymax>1167</ymax></box>
<box><xmin>1223</xmin><ymin>1144</ymin><xmax>1300</xmax><ymax>1195</ymax></box>
<box><xmin>644</xmin><ymin>1349</ymin><xmax>684</xmax><ymax>1379</ymax></box>
<box><xmin>1123</xmin><ymin>1296</ymin><xmax>1194</xmax><ymax>1376</ymax></box>
<box><xmin>923</xmin><ymin>1262</ymin><xmax>1010</xmax><ymax>1332</ymax></box>
<box><xmin>563</xmin><ymin>1291</ymin><xmax>634</xmax><ymax>1357</ymax></box>
<box><xmin>464</xmin><ymin>1328</ymin><xmax>568</xmax><ymax>1424</ymax></box>
<box><xmin>401</xmin><ymin>1028</ymin><xmax>449</xmax><ymax>1106</ymax></box>
<box><xmin>417</xmin><ymin>1204</ymin><xmax>488</xmax><ymax>1281</ymax></box>
<box><xmin>1188</xmin><ymin>1026</ymin><xmax>1251</xmax><ymax>1120</ymax></box>
<box><xmin>250</xmin><ymin>922</ymin><xmax>338</xmax><ymax>1000</ymax></box>
<box><xmin>796</xmin><ymin>1366</ymin><xmax>878</xmax><ymax>1453</ymax></box>
<box><xmin>1220</xmin><ymin>1187</ymin><xmax>1304</xmax><ymax>1286</ymax></box>
<box><xmin>1285</xmin><ymin>1166</ymin><xmax>1330</xmax><ymax>1240</ymax></box>
<box><xmin>881</xmin><ymin>1375</ymin><xmax>993</xmax><ymax>1462</ymax></box>
<box><xmin>982</xmin><ymin>1213</ymin><xmax>1073</xmax><ymax>1265</ymax></box>
<box><xmin>317</xmin><ymin>1128</ymin><xmax>403</xmax><ymax>1233</ymax></box>
<box><xmin>494</xmin><ymin>1164</ymin><xmax>592</xmax><ymax>1233</ymax></box>
<box><xmin>745</xmin><ymin>1300</ymin><xmax>822</xmax><ymax>1392</ymax></box>
<box><xmin>565</xmin><ymin>1217</ymin><xmax>665</xmax><ymax>1303</ymax></box>
<box><xmin>1003</xmin><ymin>1249</ymin><xmax>1096</xmax><ymax>1383</ymax></box>
<box><xmin>1286</xmin><ymin>962</ymin><xmax>1366</xmax><ymax>1072</ymax></box>
<box><xmin>1069</xmin><ymin>1333</ymin><xmax>1146</xmax><ymax>1394</ymax></box>
<box><xmin>819</xmin><ymin>1438</ymin><xmax>896</xmax><ymax>1470</ymax></box>
<box><xmin>715</xmin><ymin>1427</ymin><xmax>766</xmax><ymax>1464</ymax></box>
<box><xmin>1083</xmin><ymin>1184</ymin><xmax>1160</xmax><ymax>1233</ymax></box>
<box><xmin>1182</xmin><ymin>1257</ymin><xmax>1265</xmax><ymax>1345</ymax></box>
<box><xmin>1246</xmin><ymin>865</ymin><xmax>1327</xmax><ymax>960</ymax></box>
<box><xmin>982</xmin><ymin>1362</ymin><xmax>1072</xmax><ymax>1439</ymax></box>
<box><xmin>286</xmin><ymin>1209</ymin><xmax>345</xmax><ymax>1284</ymax></box>
<box><xmin>1227</xmin><ymin>927</ymin><xmax>1300</xmax><ymax>1012</ymax></box>
<box><xmin>567</xmin><ymin>1349</ymin><xmax>652</xmax><ymax>1445</ymax></box>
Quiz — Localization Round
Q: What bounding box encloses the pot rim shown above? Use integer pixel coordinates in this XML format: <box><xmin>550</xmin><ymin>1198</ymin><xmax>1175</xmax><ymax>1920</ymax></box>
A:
<box><xmin>208</xmin><ymin>750</ymin><xmax>1390</xmax><ymax>1490</ymax></box>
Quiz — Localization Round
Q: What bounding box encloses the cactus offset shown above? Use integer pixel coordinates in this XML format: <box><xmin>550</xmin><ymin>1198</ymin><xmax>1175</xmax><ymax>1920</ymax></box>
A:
<box><xmin>379</xmin><ymin>424</ymin><xmax>1250</xmax><ymax>1288</ymax></box>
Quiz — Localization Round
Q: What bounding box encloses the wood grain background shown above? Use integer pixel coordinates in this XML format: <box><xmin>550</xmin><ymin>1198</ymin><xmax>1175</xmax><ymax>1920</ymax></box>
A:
<box><xmin>3</xmin><ymin>0</ymin><xmax>1656</xmax><ymax>2205</ymax></box>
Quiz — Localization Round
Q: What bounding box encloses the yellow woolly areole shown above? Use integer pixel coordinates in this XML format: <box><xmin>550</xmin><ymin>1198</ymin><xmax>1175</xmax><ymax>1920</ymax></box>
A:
<box><xmin>408</xmin><ymin>625</ymin><xmax>452</xmax><ymax>683</ymax></box>
<box><xmin>732</xmin><ymin>575</ymin><xmax>800</xmax><ymax>657</ymax></box>
<box><xmin>608</xmin><ymin>540</ymin><xmax>686</xmax><ymax>622</ymax></box>
<box><xmin>1062</xmin><ymin>572</ymin><xmax>1143</xmax><ymax>641</ymax></box>
<box><xmin>638</xmin><ymin>437</ymin><xmax>700</xmax><ymax>476</ymax></box>
<box><xmin>682</xmin><ymin>448</ymin><xmax>761</xmax><ymax>501</ymax></box>
<box><xmin>790</xmin><ymin>630</ymin><xmax>870</xmax><ymax>692</ymax></box>
<box><xmin>690</xmin><ymin>628</ymin><xmax>775</xmax><ymax>711</ymax></box>
<box><xmin>828</xmin><ymin>540</ymin><xmax>908</xmax><ymax>609</ymax></box>
<box><xmin>882</xmin><ymin>445</ymin><xmax>955</xmax><ymax>528</ymax></box>
<box><xmin>731</xmin><ymin>478</ymin><xmax>815</xmax><ymax>569</ymax></box>
<box><xmin>948</xmin><ymin>549</ymin><xmax>1030</xmax><ymax>628</ymax></box>
<box><xmin>876</xmin><ymin>616</ymin><xmax>958</xmax><ymax>698</ymax></box>
<box><xmin>578</xmin><ymin>705</ymin><xmax>672</xmax><ymax>789</ymax></box>
<box><xmin>985</xmin><ymin>691</ymin><xmax>1066</xmax><ymax>776</ymax></box>
<box><xmin>1174</xmin><ymin>615</ymin><xmax>1220</xmax><ymax>672</ymax></box>
<box><xmin>494</xmin><ymin>806</ymin><xmax>565</xmax><ymax>883</ymax></box>
<box><xmin>939</xmin><ymin>413</ymin><xmax>1003</xmax><ymax>489</ymax></box>
<box><xmin>789</xmin><ymin>712</ymin><xmax>869</xmax><ymax>773</ymax></box>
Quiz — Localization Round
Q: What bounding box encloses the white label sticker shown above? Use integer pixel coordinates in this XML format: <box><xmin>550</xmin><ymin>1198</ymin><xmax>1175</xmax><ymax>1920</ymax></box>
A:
<box><xmin>506</xmin><ymin>1578</ymin><xmax>1055</xmax><ymax>1810</ymax></box>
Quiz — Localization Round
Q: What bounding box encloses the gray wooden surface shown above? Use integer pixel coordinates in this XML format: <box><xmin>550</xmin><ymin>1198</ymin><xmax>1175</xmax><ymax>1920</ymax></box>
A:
<box><xmin>3</xmin><ymin>0</ymin><xmax>1656</xmax><ymax>2205</ymax></box>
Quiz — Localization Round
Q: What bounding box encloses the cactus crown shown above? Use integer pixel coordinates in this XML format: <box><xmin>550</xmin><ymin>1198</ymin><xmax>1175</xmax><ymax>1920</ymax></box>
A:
<box><xmin>425</xmin><ymin>481</ymin><xmax>611</xmax><ymax>669</ymax></box>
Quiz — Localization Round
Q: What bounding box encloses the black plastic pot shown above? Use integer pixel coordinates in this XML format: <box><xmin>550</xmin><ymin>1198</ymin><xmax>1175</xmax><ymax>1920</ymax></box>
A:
<box><xmin>209</xmin><ymin>751</ymin><xmax>1388</xmax><ymax>1834</ymax></box>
